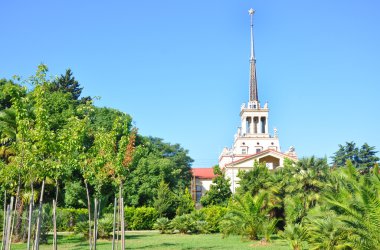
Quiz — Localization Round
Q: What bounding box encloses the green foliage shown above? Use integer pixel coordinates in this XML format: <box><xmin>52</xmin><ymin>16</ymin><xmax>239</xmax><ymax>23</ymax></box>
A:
<box><xmin>237</xmin><ymin>161</ymin><xmax>272</xmax><ymax>196</ymax></box>
<box><xmin>91</xmin><ymin>107</ymin><xmax>131</xmax><ymax>133</ymax></box>
<box><xmin>56</xmin><ymin>208</ymin><xmax>88</xmax><ymax>231</ymax></box>
<box><xmin>261</xmin><ymin>217</ymin><xmax>279</xmax><ymax>242</ymax></box>
<box><xmin>124</xmin><ymin>137</ymin><xmax>193</xmax><ymax>207</ymax></box>
<box><xmin>153</xmin><ymin>217</ymin><xmax>173</xmax><ymax>234</ymax></box>
<box><xmin>51</xmin><ymin>69</ymin><xmax>85</xmax><ymax>101</ymax></box>
<box><xmin>124</xmin><ymin>206</ymin><xmax>136</xmax><ymax>229</ymax></box>
<box><xmin>332</xmin><ymin>141</ymin><xmax>379</xmax><ymax>171</ymax></box>
<box><xmin>307</xmin><ymin>161</ymin><xmax>380</xmax><ymax>249</ymax></box>
<box><xmin>304</xmin><ymin>208</ymin><xmax>351</xmax><ymax>250</ymax></box>
<box><xmin>176</xmin><ymin>188</ymin><xmax>194</xmax><ymax>216</ymax></box>
<box><xmin>64</xmin><ymin>181</ymin><xmax>87</xmax><ymax>208</ymax></box>
<box><xmin>200</xmin><ymin>165</ymin><xmax>231</xmax><ymax>207</ymax></box>
<box><xmin>170</xmin><ymin>214</ymin><xmax>194</xmax><ymax>234</ymax></box>
<box><xmin>280</xmin><ymin>223</ymin><xmax>307</xmax><ymax>250</ymax></box>
<box><xmin>74</xmin><ymin>221</ymin><xmax>92</xmax><ymax>239</ymax></box>
<box><xmin>97</xmin><ymin>213</ymin><xmax>114</xmax><ymax>239</ymax></box>
<box><xmin>153</xmin><ymin>180</ymin><xmax>176</xmax><ymax>218</ymax></box>
<box><xmin>221</xmin><ymin>192</ymin><xmax>272</xmax><ymax>240</ymax></box>
<box><xmin>124</xmin><ymin>206</ymin><xmax>159</xmax><ymax>230</ymax></box>
<box><xmin>197</xmin><ymin>206</ymin><xmax>227</xmax><ymax>233</ymax></box>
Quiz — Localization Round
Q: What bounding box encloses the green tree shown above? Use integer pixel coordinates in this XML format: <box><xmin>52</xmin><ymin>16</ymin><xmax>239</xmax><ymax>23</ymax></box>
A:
<box><xmin>331</xmin><ymin>142</ymin><xmax>379</xmax><ymax>171</ymax></box>
<box><xmin>314</xmin><ymin>162</ymin><xmax>380</xmax><ymax>249</ymax></box>
<box><xmin>153</xmin><ymin>180</ymin><xmax>176</xmax><ymax>218</ymax></box>
<box><xmin>124</xmin><ymin>137</ymin><xmax>193</xmax><ymax>207</ymax></box>
<box><xmin>221</xmin><ymin>192</ymin><xmax>272</xmax><ymax>240</ymax></box>
<box><xmin>51</xmin><ymin>69</ymin><xmax>83</xmax><ymax>100</ymax></box>
<box><xmin>304</xmin><ymin>208</ymin><xmax>351</xmax><ymax>250</ymax></box>
<box><xmin>332</xmin><ymin>142</ymin><xmax>359</xmax><ymax>167</ymax></box>
<box><xmin>176</xmin><ymin>188</ymin><xmax>194</xmax><ymax>216</ymax></box>
<box><xmin>280</xmin><ymin>223</ymin><xmax>307</xmax><ymax>250</ymax></box>
<box><xmin>0</xmin><ymin>109</ymin><xmax>16</xmax><ymax>162</ymax></box>
<box><xmin>237</xmin><ymin>161</ymin><xmax>272</xmax><ymax>196</ymax></box>
<box><xmin>200</xmin><ymin>165</ymin><xmax>231</xmax><ymax>207</ymax></box>
<box><xmin>358</xmin><ymin>143</ymin><xmax>379</xmax><ymax>172</ymax></box>
<box><xmin>0</xmin><ymin>78</ymin><xmax>20</xmax><ymax>110</ymax></box>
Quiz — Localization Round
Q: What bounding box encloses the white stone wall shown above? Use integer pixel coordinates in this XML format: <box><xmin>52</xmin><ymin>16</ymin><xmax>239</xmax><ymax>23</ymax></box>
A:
<box><xmin>197</xmin><ymin>179</ymin><xmax>213</xmax><ymax>195</ymax></box>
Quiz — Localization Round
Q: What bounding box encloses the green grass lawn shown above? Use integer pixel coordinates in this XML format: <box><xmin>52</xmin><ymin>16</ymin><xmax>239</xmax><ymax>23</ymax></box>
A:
<box><xmin>5</xmin><ymin>231</ymin><xmax>291</xmax><ymax>250</ymax></box>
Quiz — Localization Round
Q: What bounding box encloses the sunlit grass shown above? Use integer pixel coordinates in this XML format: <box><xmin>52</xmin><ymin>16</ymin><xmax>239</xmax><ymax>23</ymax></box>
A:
<box><xmin>6</xmin><ymin>231</ymin><xmax>291</xmax><ymax>249</ymax></box>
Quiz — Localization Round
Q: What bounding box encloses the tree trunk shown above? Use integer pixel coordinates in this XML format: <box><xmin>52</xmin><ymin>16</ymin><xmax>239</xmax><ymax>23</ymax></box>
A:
<box><xmin>52</xmin><ymin>200</ymin><xmax>57</xmax><ymax>250</ymax></box>
<box><xmin>116</xmin><ymin>196</ymin><xmax>120</xmax><ymax>250</ymax></box>
<box><xmin>96</xmin><ymin>199</ymin><xmax>100</xmax><ymax>241</ymax></box>
<box><xmin>112</xmin><ymin>197</ymin><xmax>117</xmax><ymax>250</ymax></box>
<box><xmin>121</xmin><ymin>197</ymin><xmax>125</xmax><ymax>250</ymax></box>
<box><xmin>2</xmin><ymin>204</ymin><xmax>10</xmax><ymax>250</ymax></box>
<box><xmin>13</xmin><ymin>199</ymin><xmax>24</xmax><ymax>242</ymax></box>
<box><xmin>5</xmin><ymin>197</ymin><xmax>14</xmax><ymax>250</ymax></box>
<box><xmin>9</xmin><ymin>175</ymin><xmax>21</xmax><ymax>244</ymax></box>
<box><xmin>84</xmin><ymin>180</ymin><xmax>92</xmax><ymax>250</ymax></box>
<box><xmin>1</xmin><ymin>190</ymin><xmax>6</xmax><ymax>250</ymax></box>
<box><xmin>34</xmin><ymin>179</ymin><xmax>45</xmax><ymax>250</ymax></box>
<box><xmin>119</xmin><ymin>186</ymin><xmax>125</xmax><ymax>250</ymax></box>
<box><xmin>26</xmin><ymin>186</ymin><xmax>34</xmax><ymax>250</ymax></box>
<box><xmin>53</xmin><ymin>179</ymin><xmax>58</xmax><ymax>250</ymax></box>
<box><xmin>93</xmin><ymin>198</ymin><xmax>98</xmax><ymax>250</ymax></box>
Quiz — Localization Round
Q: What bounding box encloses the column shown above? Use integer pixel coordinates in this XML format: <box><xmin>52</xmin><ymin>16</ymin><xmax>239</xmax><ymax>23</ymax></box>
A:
<box><xmin>258</xmin><ymin>117</ymin><xmax>261</xmax><ymax>134</ymax></box>
<box><xmin>250</xmin><ymin>116</ymin><xmax>254</xmax><ymax>134</ymax></box>
<box><xmin>241</xmin><ymin>116</ymin><xmax>246</xmax><ymax>135</ymax></box>
<box><xmin>265</xmin><ymin>116</ymin><xmax>269</xmax><ymax>135</ymax></box>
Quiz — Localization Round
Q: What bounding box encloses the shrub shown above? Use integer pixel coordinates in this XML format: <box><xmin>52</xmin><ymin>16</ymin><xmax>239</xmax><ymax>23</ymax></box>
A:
<box><xmin>124</xmin><ymin>206</ymin><xmax>136</xmax><ymax>230</ymax></box>
<box><xmin>130</xmin><ymin>207</ymin><xmax>158</xmax><ymax>230</ymax></box>
<box><xmin>193</xmin><ymin>219</ymin><xmax>209</xmax><ymax>234</ymax></box>
<box><xmin>153</xmin><ymin>217</ymin><xmax>172</xmax><ymax>234</ymax></box>
<box><xmin>198</xmin><ymin>206</ymin><xmax>227</xmax><ymax>233</ymax></box>
<box><xmin>56</xmin><ymin>208</ymin><xmax>88</xmax><ymax>231</ymax></box>
<box><xmin>74</xmin><ymin>221</ymin><xmax>91</xmax><ymax>239</ymax></box>
<box><xmin>98</xmin><ymin>213</ymin><xmax>114</xmax><ymax>239</ymax></box>
<box><xmin>171</xmin><ymin>214</ymin><xmax>195</xmax><ymax>234</ymax></box>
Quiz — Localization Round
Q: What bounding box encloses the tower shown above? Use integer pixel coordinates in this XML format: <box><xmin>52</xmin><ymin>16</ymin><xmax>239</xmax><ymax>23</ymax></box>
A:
<box><xmin>232</xmin><ymin>8</ymin><xmax>280</xmax><ymax>155</ymax></box>
<box><xmin>218</xmin><ymin>9</ymin><xmax>297</xmax><ymax>193</ymax></box>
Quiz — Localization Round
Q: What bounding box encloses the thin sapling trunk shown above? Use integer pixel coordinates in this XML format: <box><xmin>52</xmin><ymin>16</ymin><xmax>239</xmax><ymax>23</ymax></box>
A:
<box><xmin>5</xmin><ymin>197</ymin><xmax>14</xmax><ymax>250</ymax></box>
<box><xmin>26</xmin><ymin>185</ymin><xmax>34</xmax><ymax>250</ymax></box>
<box><xmin>112</xmin><ymin>197</ymin><xmax>117</xmax><ymax>250</ymax></box>
<box><xmin>93</xmin><ymin>198</ymin><xmax>98</xmax><ymax>250</ymax></box>
<box><xmin>34</xmin><ymin>179</ymin><xmax>45</xmax><ymax>250</ymax></box>
<box><xmin>52</xmin><ymin>200</ymin><xmax>57</xmax><ymax>250</ymax></box>
<box><xmin>84</xmin><ymin>180</ymin><xmax>92</xmax><ymax>250</ymax></box>
<box><xmin>1</xmin><ymin>190</ymin><xmax>6</xmax><ymax>250</ymax></box>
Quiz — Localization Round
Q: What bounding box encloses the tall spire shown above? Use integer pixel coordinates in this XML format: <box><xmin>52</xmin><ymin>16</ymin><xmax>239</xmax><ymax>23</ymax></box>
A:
<box><xmin>248</xmin><ymin>8</ymin><xmax>258</xmax><ymax>102</ymax></box>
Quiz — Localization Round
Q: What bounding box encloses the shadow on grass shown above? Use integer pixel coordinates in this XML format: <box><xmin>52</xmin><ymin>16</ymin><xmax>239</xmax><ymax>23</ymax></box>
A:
<box><xmin>68</xmin><ymin>242</ymin><xmax>110</xmax><ymax>250</ymax></box>
<box><xmin>126</xmin><ymin>234</ymin><xmax>154</xmax><ymax>240</ymax></box>
<box><xmin>126</xmin><ymin>242</ymin><xmax>176</xmax><ymax>249</ymax></box>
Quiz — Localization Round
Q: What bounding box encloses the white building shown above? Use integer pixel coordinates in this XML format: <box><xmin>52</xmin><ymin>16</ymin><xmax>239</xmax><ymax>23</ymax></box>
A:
<box><xmin>219</xmin><ymin>8</ymin><xmax>297</xmax><ymax>193</ymax></box>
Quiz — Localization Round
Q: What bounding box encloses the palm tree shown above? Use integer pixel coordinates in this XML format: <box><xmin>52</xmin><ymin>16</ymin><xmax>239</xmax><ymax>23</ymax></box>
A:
<box><xmin>311</xmin><ymin>162</ymin><xmax>380</xmax><ymax>249</ymax></box>
<box><xmin>237</xmin><ymin>161</ymin><xmax>273</xmax><ymax>196</ymax></box>
<box><xmin>221</xmin><ymin>192</ymin><xmax>272</xmax><ymax>240</ymax></box>
<box><xmin>280</xmin><ymin>223</ymin><xmax>307</xmax><ymax>250</ymax></box>
<box><xmin>304</xmin><ymin>208</ymin><xmax>351</xmax><ymax>250</ymax></box>
<box><xmin>283</xmin><ymin>157</ymin><xmax>329</xmax><ymax>223</ymax></box>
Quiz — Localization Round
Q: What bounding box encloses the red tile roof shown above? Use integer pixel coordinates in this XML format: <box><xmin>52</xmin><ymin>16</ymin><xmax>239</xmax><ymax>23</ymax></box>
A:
<box><xmin>191</xmin><ymin>168</ymin><xmax>215</xmax><ymax>179</ymax></box>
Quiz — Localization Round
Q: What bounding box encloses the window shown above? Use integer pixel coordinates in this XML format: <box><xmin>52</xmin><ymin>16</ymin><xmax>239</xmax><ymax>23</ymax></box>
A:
<box><xmin>196</xmin><ymin>185</ymin><xmax>202</xmax><ymax>202</ymax></box>
<box><xmin>266</xmin><ymin>162</ymin><xmax>274</xmax><ymax>170</ymax></box>
<box><xmin>242</xmin><ymin>148</ymin><xmax>247</xmax><ymax>154</ymax></box>
<box><xmin>256</xmin><ymin>148</ymin><xmax>261</xmax><ymax>153</ymax></box>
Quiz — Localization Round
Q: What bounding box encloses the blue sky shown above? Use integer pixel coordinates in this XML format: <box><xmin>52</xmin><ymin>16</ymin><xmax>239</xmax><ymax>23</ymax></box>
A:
<box><xmin>1</xmin><ymin>1</ymin><xmax>379</xmax><ymax>167</ymax></box>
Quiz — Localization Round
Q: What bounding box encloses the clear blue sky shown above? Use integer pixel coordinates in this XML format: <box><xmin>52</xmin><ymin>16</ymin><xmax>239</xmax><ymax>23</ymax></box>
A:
<box><xmin>1</xmin><ymin>1</ymin><xmax>379</xmax><ymax>167</ymax></box>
